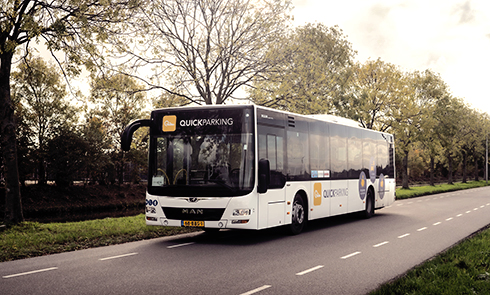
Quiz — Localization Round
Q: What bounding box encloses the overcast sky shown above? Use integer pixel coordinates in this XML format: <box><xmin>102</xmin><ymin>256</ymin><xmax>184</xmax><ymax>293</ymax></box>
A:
<box><xmin>292</xmin><ymin>0</ymin><xmax>490</xmax><ymax>114</ymax></box>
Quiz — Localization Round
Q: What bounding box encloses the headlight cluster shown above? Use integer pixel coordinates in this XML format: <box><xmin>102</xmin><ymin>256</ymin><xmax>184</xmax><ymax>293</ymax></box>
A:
<box><xmin>233</xmin><ymin>209</ymin><xmax>251</xmax><ymax>216</ymax></box>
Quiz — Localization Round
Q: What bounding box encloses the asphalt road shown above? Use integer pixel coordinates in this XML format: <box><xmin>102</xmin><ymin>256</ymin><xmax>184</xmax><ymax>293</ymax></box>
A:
<box><xmin>2</xmin><ymin>187</ymin><xmax>490</xmax><ymax>295</ymax></box>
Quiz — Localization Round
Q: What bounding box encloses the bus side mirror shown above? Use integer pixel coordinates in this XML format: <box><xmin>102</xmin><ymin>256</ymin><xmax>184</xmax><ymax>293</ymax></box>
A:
<box><xmin>258</xmin><ymin>158</ymin><xmax>270</xmax><ymax>194</ymax></box>
<box><xmin>121</xmin><ymin>119</ymin><xmax>152</xmax><ymax>151</ymax></box>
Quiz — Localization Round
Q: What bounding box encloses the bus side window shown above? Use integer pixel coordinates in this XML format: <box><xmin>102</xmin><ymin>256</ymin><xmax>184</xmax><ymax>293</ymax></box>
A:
<box><xmin>287</xmin><ymin>130</ymin><xmax>309</xmax><ymax>180</ymax></box>
<box><xmin>258</xmin><ymin>125</ymin><xmax>286</xmax><ymax>189</ymax></box>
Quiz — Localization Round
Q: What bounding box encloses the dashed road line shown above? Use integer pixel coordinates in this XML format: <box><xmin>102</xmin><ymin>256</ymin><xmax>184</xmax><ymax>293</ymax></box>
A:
<box><xmin>433</xmin><ymin>222</ymin><xmax>441</xmax><ymax>226</ymax></box>
<box><xmin>373</xmin><ymin>241</ymin><xmax>389</xmax><ymax>248</ymax></box>
<box><xmin>167</xmin><ymin>242</ymin><xmax>196</xmax><ymax>249</ymax></box>
<box><xmin>446</xmin><ymin>217</ymin><xmax>453</xmax><ymax>221</ymax></box>
<box><xmin>398</xmin><ymin>233</ymin><xmax>410</xmax><ymax>239</ymax></box>
<box><xmin>240</xmin><ymin>285</ymin><xmax>272</xmax><ymax>295</ymax></box>
<box><xmin>456</xmin><ymin>214</ymin><xmax>463</xmax><ymax>217</ymax></box>
<box><xmin>341</xmin><ymin>251</ymin><xmax>361</xmax><ymax>259</ymax></box>
<box><xmin>417</xmin><ymin>227</ymin><xmax>427</xmax><ymax>232</ymax></box>
<box><xmin>3</xmin><ymin>267</ymin><xmax>58</xmax><ymax>279</ymax></box>
<box><xmin>99</xmin><ymin>252</ymin><xmax>138</xmax><ymax>261</ymax></box>
<box><xmin>296</xmin><ymin>265</ymin><xmax>324</xmax><ymax>276</ymax></box>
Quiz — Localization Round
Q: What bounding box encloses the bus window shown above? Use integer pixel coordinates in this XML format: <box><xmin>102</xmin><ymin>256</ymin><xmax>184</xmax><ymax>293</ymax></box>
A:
<box><xmin>348</xmin><ymin>128</ymin><xmax>362</xmax><ymax>179</ymax></box>
<box><xmin>287</xmin><ymin>130</ymin><xmax>309</xmax><ymax>180</ymax></box>
<box><xmin>330</xmin><ymin>125</ymin><xmax>347</xmax><ymax>179</ymax></box>
<box><xmin>258</xmin><ymin>125</ymin><xmax>286</xmax><ymax>188</ymax></box>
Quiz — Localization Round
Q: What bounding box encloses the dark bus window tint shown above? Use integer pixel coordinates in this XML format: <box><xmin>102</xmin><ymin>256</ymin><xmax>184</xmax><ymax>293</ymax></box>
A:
<box><xmin>388</xmin><ymin>136</ymin><xmax>395</xmax><ymax>178</ymax></box>
<box><xmin>363</xmin><ymin>133</ymin><xmax>376</xmax><ymax>176</ymax></box>
<box><xmin>377</xmin><ymin>135</ymin><xmax>389</xmax><ymax>176</ymax></box>
<box><xmin>267</xmin><ymin>135</ymin><xmax>277</xmax><ymax>170</ymax></box>
<box><xmin>259</xmin><ymin>134</ymin><xmax>266</xmax><ymax>161</ymax></box>
<box><xmin>347</xmin><ymin>128</ymin><xmax>362</xmax><ymax>178</ymax></box>
<box><xmin>258</xmin><ymin>125</ymin><xmax>286</xmax><ymax>188</ymax></box>
<box><xmin>330</xmin><ymin>125</ymin><xmax>347</xmax><ymax>179</ymax></box>
<box><xmin>310</xmin><ymin>131</ymin><xmax>330</xmax><ymax>177</ymax></box>
<box><xmin>287</xmin><ymin>130</ymin><xmax>309</xmax><ymax>180</ymax></box>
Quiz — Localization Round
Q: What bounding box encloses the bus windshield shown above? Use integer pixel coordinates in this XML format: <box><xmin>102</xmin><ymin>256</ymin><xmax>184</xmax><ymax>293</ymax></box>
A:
<box><xmin>150</xmin><ymin>132</ymin><xmax>254</xmax><ymax>197</ymax></box>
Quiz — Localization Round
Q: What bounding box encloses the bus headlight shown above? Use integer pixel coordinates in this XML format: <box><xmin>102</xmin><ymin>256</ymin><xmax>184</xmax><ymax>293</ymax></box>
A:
<box><xmin>233</xmin><ymin>209</ymin><xmax>251</xmax><ymax>216</ymax></box>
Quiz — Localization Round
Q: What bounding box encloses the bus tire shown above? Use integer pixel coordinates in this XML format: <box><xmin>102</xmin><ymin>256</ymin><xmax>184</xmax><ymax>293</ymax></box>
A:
<box><xmin>363</xmin><ymin>188</ymin><xmax>375</xmax><ymax>219</ymax></box>
<box><xmin>288</xmin><ymin>194</ymin><xmax>306</xmax><ymax>235</ymax></box>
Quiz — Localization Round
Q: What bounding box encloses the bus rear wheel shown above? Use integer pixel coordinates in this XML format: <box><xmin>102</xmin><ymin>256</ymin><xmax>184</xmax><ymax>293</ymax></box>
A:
<box><xmin>362</xmin><ymin>189</ymin><xmax>375</xmax><ymax>219</ymax></box>
<box><xmin>288</xmin><ymin>194</ymin><xmax>306</xmax><ymax>235</ymax></box>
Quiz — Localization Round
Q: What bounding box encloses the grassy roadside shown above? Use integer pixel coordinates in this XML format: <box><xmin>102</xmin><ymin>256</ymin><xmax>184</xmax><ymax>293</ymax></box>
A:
<box><xmin>396</xmin><ymin>180</ymin><xmax>489</xmax><ymax>199</ymax></box>
<box><xmin>0</xmin><ymin>214</ymin><xmax>197</xmax><ymax>262</ymax></box>
<box><xmin>1</xmin><ymin>181</ymin><xmax>489</xmax><ymax>266</ymax></box>
<box><xmin>370</xmin><ymin>225</ymin><xmax>490</xmax><ymax>294</ymax></box>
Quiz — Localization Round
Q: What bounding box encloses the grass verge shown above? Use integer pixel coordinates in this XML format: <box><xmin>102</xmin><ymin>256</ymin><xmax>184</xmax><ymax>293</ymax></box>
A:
<box><xmin>370</xmin><ymin>225</ymin><xmax>490</xmax><ymax>294</ymax></box>
<box><xmin>0</xmin><ymin>214</ymin><xmax>197</xmax><ymax>262</ymax></box>
<box><xmin>396</xmin><ymin>180</ymin><xmax>489</xmax><ymax>199</ymax></box>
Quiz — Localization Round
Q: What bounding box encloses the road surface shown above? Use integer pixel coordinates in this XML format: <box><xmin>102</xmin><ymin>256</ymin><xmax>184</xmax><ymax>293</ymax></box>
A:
<box><xmin>1</xmin><ymin>187</ymin><xmax>490</xmax><ymax>294</ymax></box>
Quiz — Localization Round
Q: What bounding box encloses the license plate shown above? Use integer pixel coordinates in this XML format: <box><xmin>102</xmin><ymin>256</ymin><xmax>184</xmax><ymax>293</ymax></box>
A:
<box><xmin>182</xmin><ymin>220</ymin><xmax>205</xmax><ymax>227</ymax></box>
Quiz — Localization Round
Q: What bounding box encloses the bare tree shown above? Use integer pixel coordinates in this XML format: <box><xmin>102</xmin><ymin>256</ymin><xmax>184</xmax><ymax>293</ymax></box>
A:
<box><xmin>112</xmin><ymin>0</ymin><xmax>292</xmax><ymax>105</ymax></box>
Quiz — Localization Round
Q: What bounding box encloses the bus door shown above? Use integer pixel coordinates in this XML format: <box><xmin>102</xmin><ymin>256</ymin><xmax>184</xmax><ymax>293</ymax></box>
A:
<box><xmin>257</xmin><ymin>124</ymin><xmax>287</xmax><ymax>228</ymax></box>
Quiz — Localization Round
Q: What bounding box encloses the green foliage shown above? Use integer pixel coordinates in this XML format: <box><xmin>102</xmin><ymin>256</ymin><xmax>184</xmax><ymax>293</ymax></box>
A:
<box><xmin>250</xmin><ymin>23</ymin><xmax>355</xmax><ymax>114</ymax></box>
<box><xmin>46</xmin><ymin>130</ymin><xmax>89</xmax><ymax>187</ymax></box>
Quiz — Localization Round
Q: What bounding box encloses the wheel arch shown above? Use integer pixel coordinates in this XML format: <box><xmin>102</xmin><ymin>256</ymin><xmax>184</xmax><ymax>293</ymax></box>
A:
<box><xmin>295</xmin><ymin>189</ymin><xmax>309</xmax><ymax>220</ymax></box>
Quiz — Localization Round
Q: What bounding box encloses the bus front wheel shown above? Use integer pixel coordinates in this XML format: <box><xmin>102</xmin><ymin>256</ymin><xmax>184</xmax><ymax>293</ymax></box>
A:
<box><xmin>289</xmin><ymin>194</ymin><xmax>306</xmax><ymax>235</ymax></box>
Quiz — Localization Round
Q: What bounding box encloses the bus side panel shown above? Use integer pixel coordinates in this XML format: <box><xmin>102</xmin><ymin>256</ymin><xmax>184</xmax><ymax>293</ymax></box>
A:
<box><xmin>329</xmin><ymin>179</ymin><xmax>349</xmax><ymax>216</ymax></box>
<box><xmin>347</xmin><ymin>179</ymin><xmax>365</xmax><ymax>213</ymax></box>
<box><xmin>309</xmin><ymin>181</ymin><xmax>331</xmax><ymax>220</ymax></box>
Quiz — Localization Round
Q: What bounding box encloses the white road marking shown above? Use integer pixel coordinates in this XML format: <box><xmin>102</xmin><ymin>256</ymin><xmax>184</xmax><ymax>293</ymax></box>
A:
<box><xmin>480</xmin><ymin>205</ymin><xmax>485</xmax><ymax>208</ymax></box>
<box><xmin>466</xmin><ymin>210</ymin><xmax>472</xmax><ymax>213</ymax></box>
<box><xmin>474</xmin><ymin>208</ymin><xmax>479</xmax><ymax>211</ymax></box>
<box><xmin>446</xmin><ymin>217</ymin><xmax>453</xmax><ymax>221</ymax></box>
<box><xmin>373</xmin><ymin>241</ymin><xmax>389</xmax><ymax>248</ymax></box>
<box><xmin>296</xmin><ymin>265</ymin><xmax>324</xmax><ymax>276</ymax></box>
<box><xmin>417</xmin><ymin>227</ymin><xmax>427</xmax><ymax>232</ymax></box>
<box><xmin>240</xmin><ymin>285</ymin><xmax>272</xmax><ymax>295</ymax></box>
<box><xmin>3</xmin><ymin>267</ymin><xmax>58</xmax><ymax>279</ymax></box>
<box><xmin>456</xmin><ymin>214</ymin><xmax>463</xmax><ymax>217</ymax></box>
<box><xmin>433</xmin><ymin>222</ymin><xmax>441</xmax><ymax>226</ymax></box>
<box><xmin>398</xmin><ymin>233</ymin><xmax>410</xmax><ymax>238</ymax></box>
<box><xmin>341</xmin><ymin>252</ymin><xmax>361</xmax><ymax>259</ymax></box>
<box><xmin>167</xmin><ymin>242</ymin><xmax>196</xmax><ymax>249</ymax></box>
<box><xmin>99</xmin><ymin>252</ymin><xmax>138</xmax><ymax>261</ymax></box>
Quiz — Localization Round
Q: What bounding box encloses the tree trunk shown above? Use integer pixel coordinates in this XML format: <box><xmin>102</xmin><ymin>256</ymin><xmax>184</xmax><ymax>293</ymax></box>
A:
<box><xmin>402</xmin><ymin>149</ymin><xmax>409</xmax><ymax>189</ymax></box>
<box><xmin>473</xmin><ymin>149</ymin><xmax>479</xmax><ymax>181</ymax></box>
<box><xmin>429</xmin><ymin>156</ymin><xmax>435</xmax><ymax>186</ymax></box>
<box><xmin>0</xmin><ymin>53</ymin><xmax>24</xmax><ymax>224</ymax></box>
<box><xmin>447</xmin><ymin>153</ymin><xmax>453</xmax><ymax>185</ymax></box>
<box><xmin>462</xmin><ymin>150</ymin><xmax>467</xmax><ymax>183</ymax></box>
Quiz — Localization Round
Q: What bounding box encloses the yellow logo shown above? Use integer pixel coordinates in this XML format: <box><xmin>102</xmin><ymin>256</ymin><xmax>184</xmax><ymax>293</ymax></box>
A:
<box><xmin>314</xmin><ymin>183</ymin><xmax>322</xmax><ymax>206</ymax></box>
<box><xmin>163</xmin><ymin>115</ymin><xmax>177</xmax><ymax>132</ymax></box>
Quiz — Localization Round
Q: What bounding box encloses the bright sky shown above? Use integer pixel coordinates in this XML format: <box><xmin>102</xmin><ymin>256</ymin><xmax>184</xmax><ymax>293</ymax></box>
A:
<box><xmin>292</xmin><ymin>0</ymin><xmax>490</xmax><ymax>114</ymax></box>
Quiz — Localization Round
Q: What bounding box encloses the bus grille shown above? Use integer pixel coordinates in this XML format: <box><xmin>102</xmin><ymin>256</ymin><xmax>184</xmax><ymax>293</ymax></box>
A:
<box><xmin>162</xmin><ymin>207</ymin><xmax>225</xmax><ymax>221</ymax></box>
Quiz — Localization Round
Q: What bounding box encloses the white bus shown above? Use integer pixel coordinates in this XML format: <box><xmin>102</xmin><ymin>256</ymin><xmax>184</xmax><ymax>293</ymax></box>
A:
<box><xmin>122</xmin><ymin>105</ymin><xmax>395</xmax><ymax>234</ymax></box>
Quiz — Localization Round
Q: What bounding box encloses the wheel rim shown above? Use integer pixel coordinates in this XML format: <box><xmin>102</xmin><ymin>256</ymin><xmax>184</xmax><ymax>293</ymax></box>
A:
<box><xmin>293</xmin><ymin>200</ymin><xmax>304</xmax><ymax>225</ymax></box>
